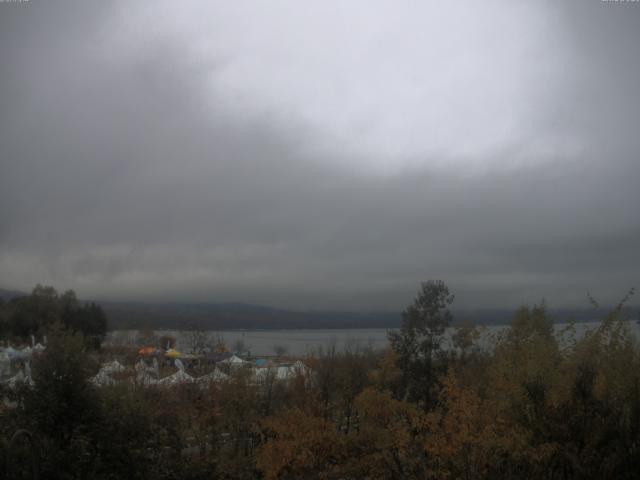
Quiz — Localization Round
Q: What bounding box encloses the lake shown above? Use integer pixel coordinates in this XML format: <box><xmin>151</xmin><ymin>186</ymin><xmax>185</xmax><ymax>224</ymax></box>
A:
<box><xmin>106</xmin><ymin>320</ymin><xmax>640</xmax><ymax>356</ymax></box>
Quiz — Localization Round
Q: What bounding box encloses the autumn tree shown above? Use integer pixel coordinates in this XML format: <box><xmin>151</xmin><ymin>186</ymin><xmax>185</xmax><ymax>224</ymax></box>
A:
<box><xmin>369</xmin><ymin>348</ymin><xmax>403</xmax><ymax>396</ymax></box>
<box><xmin>212</xmin><ymin>332</ymin><xmax>229</xmax><ymax>353</ymax></box>
<box><xmin>257</xmin><ymin>408</ymin><xmax>347</xmax><ymax>480</ymax></box>
<box><xmin>334</xmin><ymin>344</ymin><xmax>372</xmax><ymax>434</ymax></box>
<box><xmin>233</xmin><ymin>338</ymin><xmax>248</xmax><ymax>355</ymax></box>
<box><xmin>137</xmin><ymin>323</ymin><xmax>158</xmax><ymax>347</ymax></box>
<box><xmin>214</xmin><ymin>368</ymin><xmax>261</xmax><ymax>478</ymax></box>
<box><xmin>348</xmin><ymin>388</ymin><xmax>428</xmax><ymax>479</ymax></box>
<box><xmin>273</xmin><ymin>344</ymin><xmax>288</xmax><ymax>359</ymax></box>
<box><xmin>388</xmin><ymin>280</ymin><xmax>454</xmax><ymax>408</ymax></box>
<box><xmin>307</xmin><ymin>345</ymin><xmax>339</xmax><ymax>420</ymax></box>
<box><xmin>257</xmin><ymin>389</ymin><xmax>428</xmax><ymax>480</ymax></box>
<box><xmin>451</xmin><ymin>320</ymin><xmax>483</xmax><ymax>360</ymax></box>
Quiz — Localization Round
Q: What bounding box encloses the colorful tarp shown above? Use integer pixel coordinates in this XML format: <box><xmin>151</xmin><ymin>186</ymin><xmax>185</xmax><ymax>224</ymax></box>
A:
<box><xmin>138</xmin><ymin>346</ymin><xmax>157</xmax><ymax>356</ymax></box>
<box><xmin>165</xmin><ymin>348</ymin><xmax>181</xmax><ymax>358</ymax></box>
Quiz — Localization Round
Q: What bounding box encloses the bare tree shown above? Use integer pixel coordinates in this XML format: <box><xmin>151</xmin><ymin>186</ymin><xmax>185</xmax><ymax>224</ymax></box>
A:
<box><xmin>183</xmin><ymin>325</ymin><xmax>210</xmax><ymax>354</ymax></box>
<box><xmin>137</xmin><ymin>324</ymin><xmax>157</xmax><ymax>347</ymax></box>
<box><xmin>272</xmin><ymin>344</ymin><xmax>288</xmax><ymax>359</ymax></box>
<box><xmin>213</xmin><ymin>332</ymin><xmax>228</xmax><ymax>353</ymax></box>
<box><xmin>233</xmin><ymin>338</ymin><xmax>247</xmax><ymax>355</ymax></box>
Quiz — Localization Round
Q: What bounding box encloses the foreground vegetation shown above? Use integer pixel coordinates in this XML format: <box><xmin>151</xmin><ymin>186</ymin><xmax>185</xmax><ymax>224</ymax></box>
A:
<box><xmin>1</xmin><ymin>282</ymin><xmax>639</xmax><ymax>479</ymax></box>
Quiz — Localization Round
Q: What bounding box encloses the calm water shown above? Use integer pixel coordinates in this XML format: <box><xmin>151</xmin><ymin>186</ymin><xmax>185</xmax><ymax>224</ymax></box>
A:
<box><xmin>107</xmin><ymin>320</ymin><xmax>640</xmax><ymax>356</ymax></box>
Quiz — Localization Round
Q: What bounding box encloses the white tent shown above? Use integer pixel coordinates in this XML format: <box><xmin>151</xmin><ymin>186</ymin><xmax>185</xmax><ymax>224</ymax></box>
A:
<box><xmin>253</xmin><ymin>367</ymin><xmax>272</xmax><ymax>382</ymax></box>
<box><xmin>91</xmin><ymin>370</ymin><xmax>117</xmax><ymax>387</ymax></box>
<box><xmin>101</xmin><ymin>360</ymin><xmax>125</xmax><ymax>376</ymax></box>
<box><xmin>4</xmin><ymin>347</ymin><xmax>28</xmax><ymax>361</ymax></box>
<box><xmin>276</xmin><ymin>366</ymin><xmax>294</xmax><ymax>380</ymax></box>
<box><xmin>90</xmin><ymin>360</ymin><xmax>126</xmax><ymax>387</ymax></box>
<box><xmin>292</xmin><ymin>360</ymin><xmax>309</xmax><ymax>376</ymax></box>
<box><xmin>136</xmin><ymin>372</ymin><xmax>158</xmax><ymax>386</ymax></box>
<box><xmin>221</xmin><ymin>354</ymin><xmax>245</xmax><ymax>365</ymax></box>
<box><xmin>196</xmin><ymin>369</ymin><xmax>229</xmax><ymax>387</ymax></box>
<box><xmin>135</xmin><ymin>359</ymin><xmax>159</xmax><ymax>386</ymax></box>
<box><xmin>174</xmin><ymin>358</ymin><xmax>186</xmax><ymax>372</ymax></box>
<box><xmin>6</xmin><ymin>370</ymin><xmax>25</xmax><ymax>388</ymax></box>
<box><xmin>0</xmin><ymin>350</ymin><xmax>11</xmax><ymax>377</ymax></box>
<box><xmin>5</xmin><ymin>369</ymin><xmax>34</xmax><ymax>388</ymax></box>
<box><xmin>157</xmin><ymin>369</ymin><xmax>194</xmax><ymax>386</ymax></box>
<box><xmin>253</xmin><ymin>363</ymin><xmax>306</xmax><ymax>382</ymax></box>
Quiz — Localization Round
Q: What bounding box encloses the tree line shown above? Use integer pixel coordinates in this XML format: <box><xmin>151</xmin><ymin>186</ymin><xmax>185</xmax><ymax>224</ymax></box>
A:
<box><xmin>1</xmin><ymin>280</ymin><xmax>639</xmax><ymax>479</ymax></box>
<box><xmin>0</xmin><ymin>285</ymin><xmax>108</xmax><ymax>348</ymax></box>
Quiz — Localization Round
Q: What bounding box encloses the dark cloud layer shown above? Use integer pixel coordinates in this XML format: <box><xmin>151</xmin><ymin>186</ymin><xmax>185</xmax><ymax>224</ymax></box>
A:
<box><xmin>1</xmin><ymin>1</ymin><xmax>639</xmax><ymax>310</ymax></box>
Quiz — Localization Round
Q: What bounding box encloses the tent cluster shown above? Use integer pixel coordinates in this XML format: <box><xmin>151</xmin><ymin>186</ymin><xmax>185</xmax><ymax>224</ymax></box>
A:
<box><xmin>253</xmin><ymin>360</ymin><xmax>309</xmax><ymax>382</ymax></box>
<box><xmin>2</xmin><ymin>339</ymin><xmax>311</xmax><ymax>391</ymax></box>
<box><xmin>132</xmin><ymin>357</ymin><xmax>230</xmax><ymax>388</ymax></box>
<box><xmin>88</xmin><ymin>353</ymin><xmax>310</xmax><ymax>389</ymax></box>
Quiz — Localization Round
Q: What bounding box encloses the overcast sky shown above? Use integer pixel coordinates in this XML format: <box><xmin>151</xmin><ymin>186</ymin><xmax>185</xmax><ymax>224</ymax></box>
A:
<box><xmin>1</xmin><ymin>1</ymin><xmax>639</xmax><ymax>311</ymax></box>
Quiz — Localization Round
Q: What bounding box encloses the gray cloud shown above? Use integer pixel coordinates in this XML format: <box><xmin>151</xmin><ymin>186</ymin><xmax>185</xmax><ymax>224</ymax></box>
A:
<box><xmin>1</xmin><ymin>0</ymin><xmax>639</xmax><ymax>311</ymax></box>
